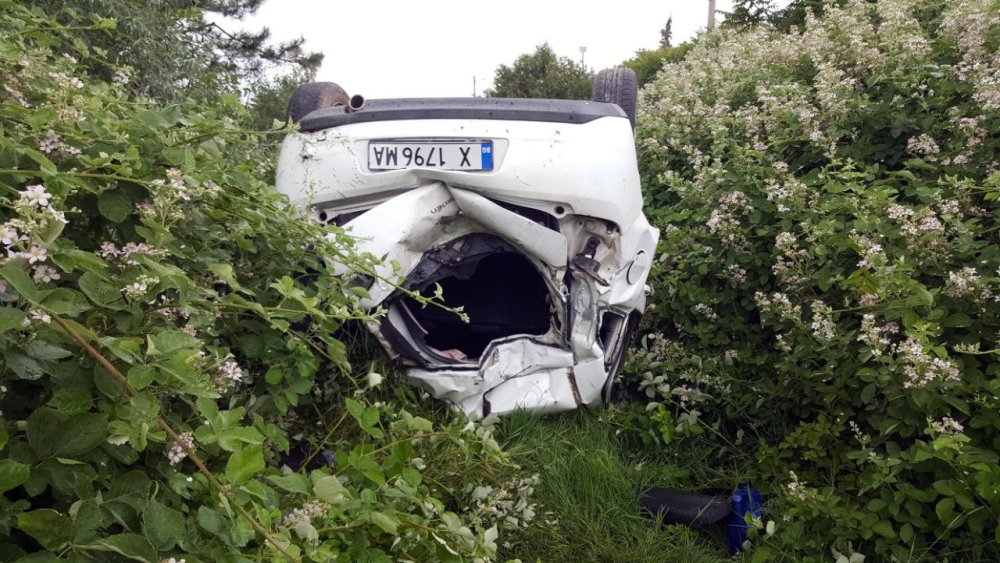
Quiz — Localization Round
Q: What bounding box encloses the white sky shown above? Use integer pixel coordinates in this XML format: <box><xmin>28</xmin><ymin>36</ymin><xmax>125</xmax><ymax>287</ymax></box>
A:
<box><xmin>234</xmin><ymin>0</ymin><xmax>766</xmax><ymax>98</ymax></box>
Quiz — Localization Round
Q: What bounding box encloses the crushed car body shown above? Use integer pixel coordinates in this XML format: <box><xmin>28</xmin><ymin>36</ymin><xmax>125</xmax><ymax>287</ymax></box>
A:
<box><xmin>276</xmin><ymin>92</ymin><xmax>658</xmax><ymax>418</ymax></box>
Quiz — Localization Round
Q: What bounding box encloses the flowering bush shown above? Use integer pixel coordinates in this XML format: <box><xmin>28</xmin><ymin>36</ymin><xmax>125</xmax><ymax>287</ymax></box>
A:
<box><xmin>0</xmin><ymin>4</ymin><xmax>527</xmax><ymax>561</ymax></box>
<box><xmin>633</xmin><ymin>0</ymin><xmax>999</xmax><ymax>559</ymax></box>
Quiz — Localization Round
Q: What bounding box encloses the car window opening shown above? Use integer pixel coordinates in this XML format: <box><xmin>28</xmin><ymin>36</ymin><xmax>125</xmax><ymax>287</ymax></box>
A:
<box><xmin>402</xmin><ymin>252</ymin><xmax>551</xmax><ymax>359</ymax></box>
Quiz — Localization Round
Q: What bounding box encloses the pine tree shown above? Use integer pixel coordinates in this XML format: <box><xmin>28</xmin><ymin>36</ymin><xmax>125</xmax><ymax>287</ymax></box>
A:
<box><xmin>659</xmin><ymin>17</ymin><xmax>673</xmax><ymax>48</ymax></box>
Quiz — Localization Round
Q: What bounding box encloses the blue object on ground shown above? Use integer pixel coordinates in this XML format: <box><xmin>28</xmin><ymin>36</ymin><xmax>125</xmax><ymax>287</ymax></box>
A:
<box><xmin>728</xmin><ymin>481</ymin><xmax>762</xmax><ymax>556</ymax></box>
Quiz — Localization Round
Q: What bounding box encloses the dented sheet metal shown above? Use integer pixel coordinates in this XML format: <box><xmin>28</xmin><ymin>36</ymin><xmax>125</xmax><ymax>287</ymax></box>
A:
<box><xmin>338</xmin><ymin>181</ymin><xmax>657</xmax><ymax>418</ymax></box>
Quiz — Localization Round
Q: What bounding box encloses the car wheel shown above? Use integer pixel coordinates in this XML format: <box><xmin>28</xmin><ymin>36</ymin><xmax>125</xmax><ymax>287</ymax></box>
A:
<box><xmin>288</xmin><ymin>82</ymin><xmax>349</xmax><ymax>123</ymax></box>
<box><xmin>591</xmin><ymin>68</ymin><xmax>638</xmax><ymax>131</ymax></box>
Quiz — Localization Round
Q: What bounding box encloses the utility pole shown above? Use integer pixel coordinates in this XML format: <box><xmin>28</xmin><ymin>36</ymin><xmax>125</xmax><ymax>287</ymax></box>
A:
<box><xmin>473</xmin><ymin>76</ymin><xmax>477</xmax><ymax>97</ymax></box>
<box><xmin>579</xmin><ymin>46</ymin><xmax>587</xmax><ymax>68</ymax></box>
<box><xmin>707</xmin><ymin>0</ymin><xmax>717</xmax><ymax>29</ymax></box>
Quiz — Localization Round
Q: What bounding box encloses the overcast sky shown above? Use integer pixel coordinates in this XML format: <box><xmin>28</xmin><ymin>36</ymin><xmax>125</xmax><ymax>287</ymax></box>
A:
<box><xmin>233</xmin><ymin>0</ymin><xmax>764</xmax><ymax>98</ymax></box>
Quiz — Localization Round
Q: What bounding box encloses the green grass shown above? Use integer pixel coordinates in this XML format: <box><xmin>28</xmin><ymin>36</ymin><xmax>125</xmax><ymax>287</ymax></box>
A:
<box><xmin>496</xmin><ymin>410</ymin><xmax>731</xmax><ymax>562</ymax></box>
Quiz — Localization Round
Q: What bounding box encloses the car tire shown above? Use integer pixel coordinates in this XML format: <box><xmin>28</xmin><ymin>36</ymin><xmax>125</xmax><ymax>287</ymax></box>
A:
<box><xmin>639</xmin><ymin>487</ymin><xmax>732</xmax><ymax>528</ymax></box>
<box><xmin>591</xmin><ymin>68</ymin><xmax>638</xmax><ymax>131</ymax></box>
<box><xmin>288</xmin><ymin>82</ymin><xmax>349</xmax><ymax>123</ymax></box>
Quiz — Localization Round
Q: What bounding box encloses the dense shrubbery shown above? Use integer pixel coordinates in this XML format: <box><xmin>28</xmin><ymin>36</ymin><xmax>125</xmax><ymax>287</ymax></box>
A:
<box><xmin>0</xmin><ymin>4</ymin><xmax>532</xmax><ymax>561</ymax></box>
<box><xmin>632</xmin><ymin>0</ymin><xmax>999</xmax><ymax>559</ymax></box>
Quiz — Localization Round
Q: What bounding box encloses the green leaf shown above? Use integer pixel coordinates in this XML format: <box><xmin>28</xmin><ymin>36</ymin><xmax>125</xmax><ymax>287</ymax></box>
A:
<box><xmin>361</xmin><ymin>406</ymin><xmax>380</xmax><ymax>429</ymax></box>
<box><xmin>225</xmin><ymin>445</ymin><xmax>264</xmax><ymax>485</ymax></box>
<box><xmin>905</xmin><ymin>286</ymin><xmax>933</xmax><ymax>307</ymax></box>
<box><xmin>42</xmin><ymin>288</ymin><xmax>91</xmax><ymax>316</ymax></box>
<box><xmin>25</xmin><ymin>340</ymin><xmax>71</xmax><ymax>361</ymax></box>
<box><xmin>407</xmin><ymin>416</ymin><xmax>434</xmax><ymax>433</ymax></box>
<box><xmin>312</xmin><ymin>474</ymin><xmax>347</xmax><ymax>503</ymax></box>
<box><xmin>27</xmin><ymin>408</ymin><xmax>106</xmax><ymax>458</ymax></box>
<box><xmin>0</xmin><ymin>307</ymin><xmax>27</xmax><ymax>334</ymax></box>
<box><xmin>17</xmin><ymin>509</ymin><xmax>72</xmax><ymax>549</ymax></box>
<box><xmin>872</xmin><ymin>520</ymin><xmax>895</xmax><ymax>538</ymax></box>
<box><xmin>142</xmin><ymin>500</ymin><xmax>185</xmax><ymax>551</ymax></box>
<box><xmin>402</xmin><ymin>467</ymin><xmax>422</xmax><ymax>487</ymax></box>
<box><xmin>216</xmin><ymin>426</ymin><xmax>265</xmax><ymax>452</ymax></box>
<box><xmin>96</xmin><ymin>533</ymin><xmax>156</xmax><ymax>563</ymax></box>
<box><xmin>0</xmin><ymin>266</ymin><xmax>41</xmax><ymax>303</ymax></box>
<box><xmin>161</xmin><ymin>146</ymin><xmax>188</xmax><ymax>165</ymax></box>
<box><xmin>129</xmin><ymin>393</ymin><xmax>160</xmax><ymax>421</ymax></box>
<box><xmin>345</xmin><ymin>397</ymin><xmax>364</xmax><ymax>421</ymax></box>
<box><xmin>19</xmin><ymin>148</ymin><xmax>57</xmax><ymax>175</ymax></box>
<box><xmin>71</xmin><ymin>498</ymin><xmax>104</xmax><ymax>543</ymax></box>
<box><xmin>208</xmin><ymin>263</ymin><xmax>250</xmax><ymax>293</ymax></box>
<box><xmin>751</xmin><ymin>546</ymin><xmax>778</xmax><ymax>563</ymax></box>
<box><xmin>149</xmin><ymin>330</ymin><xmax>200</xmax><ymax>356</ymax></box>
<box><xmin>7</xmin><ymin>352</ymin><xmax>44</xmax><ymax>380</ymax></box>
<box><xmin>127</xmin><ymin>365</ymin><xmax>156</xmax><ymax>390</ymax></box>
<box><xmin>98</xmin><ymin>189</ymin><xmax>132</xmax><ymax>222</ymax></box>
<box><xmin>866</xmin><ymin>498</ymin><xmax>888</xmax><ymax>512</ymax></box>
<box><xmin>78</xmin><ymin>271</ymin><xmax>126</xmax><ymax>309</ymax></box>
<box><xmin>267</xmin><ymin>473</ymin><xmax>312</xmax><ymax>495</ymax></box>
<box><xmin>936</xmin><ymin>497</ymin><xmax>956</xmax><ymax>523</ymax></box>
<box><xmin>943</xmin><ymin>396</ymin><xmax>970</xmax><ymax>415</ymax></box>
<box><xmin>860</xmin><ymin>383</ymin><xmax>877</xmax><ymax>405</ymax></box>
<box><xmin>51</xmin><ymin>248</ymin><xmax>107</xmax><ymax>274</ymax></box>
<box><xmin>197</xmin><ymin>506</ymin><xmax>226</xmax><ymax>538</ymax></box>
<box><xmin>943</xmin><ymin>313</ymin><xmax>973</xmax><ymax>328</ymax></box>
<box><xmin>0</xmin><ymin>459</ymin><xmax>30</xmax><ymax>493</ymax></box>
<box><xmin>370</xmin><ymin>511</ymin><xmax>398</xmax><ymax>535</ymax></box>
<box><xmin>48</xmin><ymin>388</ymin><xmax>92</xmax><ymax>415</ymax></box>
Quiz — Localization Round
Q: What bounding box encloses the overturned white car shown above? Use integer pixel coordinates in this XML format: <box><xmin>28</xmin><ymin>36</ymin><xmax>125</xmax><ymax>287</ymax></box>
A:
<box><xmin>276</xmin><ymin>71</ymin><xmax>659</xmax><ymax>417</ymax></box>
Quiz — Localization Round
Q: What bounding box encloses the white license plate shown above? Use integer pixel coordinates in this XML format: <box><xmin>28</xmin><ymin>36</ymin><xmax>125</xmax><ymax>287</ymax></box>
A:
<box><xmin>368</xmin><ymin>141</ymin><xmax>493</xmax><ymax>171</ymax></box>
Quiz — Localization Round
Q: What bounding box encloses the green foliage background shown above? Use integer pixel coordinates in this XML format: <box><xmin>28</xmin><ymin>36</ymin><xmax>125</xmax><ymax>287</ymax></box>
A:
<box><xmin>629</xmin><ymin>0</ymin><xmax>1000</xmax><ymax>560</ymax></box>
<box><xmin>486</xmin><ymin>43</ymin><xmax>592</xmax><ymax>100</ymax></box>
<box><xmin>0</xmin><ymin>3</ymin><xmax>531</xmax><ymax>561</ymax></box>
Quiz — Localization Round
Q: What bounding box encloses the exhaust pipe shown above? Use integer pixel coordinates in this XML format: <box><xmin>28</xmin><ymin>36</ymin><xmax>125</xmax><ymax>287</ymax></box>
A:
<box><xmin>345</xmin><ymin>94</ymin><xmax>365</xmax><ymax>113</ymax></box>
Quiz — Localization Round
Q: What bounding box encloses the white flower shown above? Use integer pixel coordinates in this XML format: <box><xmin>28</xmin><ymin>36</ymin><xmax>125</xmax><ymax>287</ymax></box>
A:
<box><xmin>48</xmin><ymin>71</ymin><xmax>83</xmax><ymax>89</ymax></box>
<box><xmin>283</xmin><ymin>501</ymin><xmax>328</xmax><ymax>527</ymax></box>
<box><xmin>167</xmin><ymin>432</ymin><xmax>195</xmax><ymax>465</ymax></box>
<box><xmin>694</xmin><ymin>303</ymin><xmax>719</xmax><ymax>320</ymax></box>
<box><xmin>906</xmin><ymin>133</ymin><xmax>940</xmax><ymax>158</ymax></box>
<box><xmin>26</xmin><ymin>245</ymin><xmax>47</xmax><ymax>264</ymax></box>
<box><xmin>121</xmin><ymin>275</ymin><xmax>158</xmax><ymax>299</ymax></box>
<box><xmin>32</xmin><ymin>265</ymin><xmax>59</xmax><ymax>283</ymax></box>
<box><xmin>367</xmin><ymin>372</ymin><xmax>383</xmax><ymax>388</ymax></box>
<box><xmin>24</xmin><ymin>309</ymin><xmax>51</xmax><ymax>326</ymax></box>
<box><xmin>21</xmin><ymin>185</ymin><xmax>51</xmax><ymax>207</ymax></box>
<box><xmin>929</xmin><ymin>416</ymin><xmax>964</xmax><ymax>435</ymax></box>
<box><xmin>0</xmin><ymin>223</ymin><xmax>20</xmax><ymax>246</ymax></box>
<box><xmin>943</xmin><ymin>267</ymin><xmax>980</xmax><ymax>299</ymax></box>
<box><xmin>219</xmin><ymin>360</ymin><xmax>244</xmax><ymax>383</ymax></box>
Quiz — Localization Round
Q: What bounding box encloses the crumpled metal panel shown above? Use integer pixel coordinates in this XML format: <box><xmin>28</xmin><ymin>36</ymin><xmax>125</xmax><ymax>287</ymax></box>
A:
<box><xmin>339</xmin><ymin>181</ymin><xmax>658</xmax><ymax>418</ymax></box>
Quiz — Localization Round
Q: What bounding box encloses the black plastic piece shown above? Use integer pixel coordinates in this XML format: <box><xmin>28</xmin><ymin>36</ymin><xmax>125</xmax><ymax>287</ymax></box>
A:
<box><xmin>298</xmin><ymin>97</ymin><xmax>627</xmax><ymax>131</ymax></box>
<box><xmin>639</xmin><ymin>487</ymin><xmax>732</xmax><ymax>528</ymax></box>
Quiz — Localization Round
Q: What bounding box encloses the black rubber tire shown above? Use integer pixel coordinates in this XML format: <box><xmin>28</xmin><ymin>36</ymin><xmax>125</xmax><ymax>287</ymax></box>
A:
<box><xmin>591</xmin><ymin>68</ymin><xmax>638</xmax><ymax>131</ymax></box>
<box><xmin>287</xmin><ymin>82</ymin><xmax>349</xmax><ymax>123</ymax></box>
<box><xmin>639</xmin><ymin>487</ymin><xmax>732</xmax><ymax>528</ymax></box>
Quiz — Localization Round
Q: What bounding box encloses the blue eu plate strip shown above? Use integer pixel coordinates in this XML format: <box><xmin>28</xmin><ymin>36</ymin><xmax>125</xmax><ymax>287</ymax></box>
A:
<box><xmin>481</xmin><ymin>142</ymin><xmax>494</xmax><ymax>171</ymax></box>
